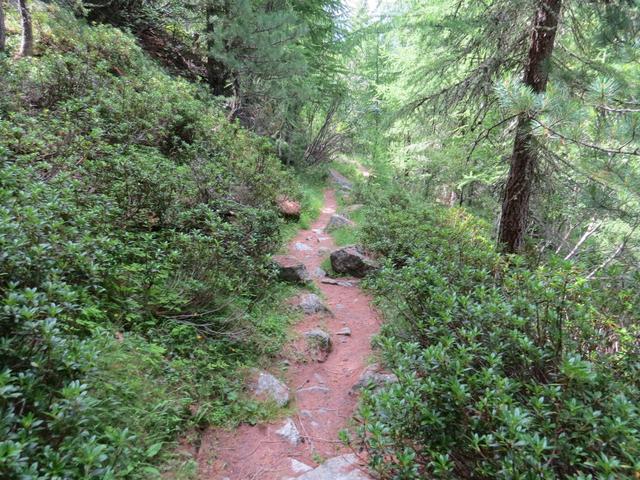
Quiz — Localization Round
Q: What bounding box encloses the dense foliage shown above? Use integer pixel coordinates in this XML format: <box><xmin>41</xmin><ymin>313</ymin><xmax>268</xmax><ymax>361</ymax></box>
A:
<box><xmin>2</xmin><ymin>0</ymin><xmax>640</xmax><ymax>478</ymax></box>
<box><xmin>346</xmin><ymin>0</ymin><xmax>640</xmax><ymax>264</ymax></box>
<box><xmin>348</xmin><ymin>186</ymin><xmax>640</xmax><ymax>478</ymax></box>
<box><xmin>0</xmin><ymin>6</ymin><xmax>311</xmax><ymax>478</ymax></box>
<box><xmin>66</xmin><ymin>0</ymin><xmax>349</xmax><ymax>166</ymax></box>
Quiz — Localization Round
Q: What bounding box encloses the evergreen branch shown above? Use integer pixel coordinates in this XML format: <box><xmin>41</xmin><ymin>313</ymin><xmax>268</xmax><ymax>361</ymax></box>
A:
<box><xmin>466</xmin><ymin>113</ymin><xmax>519</xmax><ymax>163</ymax></box>
<box><xmin>533</xmin><ymin>119</ymin><xmax>640</xmax><ymax>156</ymax></box>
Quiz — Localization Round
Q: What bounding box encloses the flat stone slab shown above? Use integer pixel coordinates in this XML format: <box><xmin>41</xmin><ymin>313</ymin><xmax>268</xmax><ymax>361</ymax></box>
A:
<box><xmin>291</xmin><ymin>458</ymin><xmax>313</xmax><ymax>474</ymax></box>
<box><xmin>290</xmin><ymin>454</ymin><xmax>372</xmax><ymax>480</ymax></box>
<box><xmin>295</xmin><ymin>242</ymin><xmax>313</xmax><ymax>252</ymax></box>
<box><xmin>321</xmin><ymin>279</ymin><xmax>355</xmax><ymax>287</ymax></box>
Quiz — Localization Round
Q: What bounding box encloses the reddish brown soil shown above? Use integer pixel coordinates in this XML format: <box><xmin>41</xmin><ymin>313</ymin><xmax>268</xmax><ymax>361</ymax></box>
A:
<box><xmin>196</xmin><ymin>190</ymin><xmax>380</xmax><ymax>480</ymax></box>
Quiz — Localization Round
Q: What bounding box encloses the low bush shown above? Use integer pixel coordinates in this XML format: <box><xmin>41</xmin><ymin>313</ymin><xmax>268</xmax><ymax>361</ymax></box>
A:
<box><xmin>354</xmin><ymin>192</ymin><xmax>640</xmax><ymax>479</ymax></box>
<box><xmin>1</xmin><ymin>6</ymin><xmax>303</xmax><ymax>478</ymax></box>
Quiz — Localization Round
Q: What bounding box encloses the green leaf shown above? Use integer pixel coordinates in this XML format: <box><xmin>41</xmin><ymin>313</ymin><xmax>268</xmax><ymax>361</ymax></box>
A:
<box><xmin>145</xmin><ymin>442</ymin><xmax>163</xmax><ymax>459</ymax></box>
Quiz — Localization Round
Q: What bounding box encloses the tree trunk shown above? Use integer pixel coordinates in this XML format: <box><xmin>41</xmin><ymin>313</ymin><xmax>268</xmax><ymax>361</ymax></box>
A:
<box><xmin>498</xmin><ymin>0</ymin><xmax>562</xmax><ymax>253</ymax></box>
<box><xmin>18</xmin><ymin>0</ymin><xmax>34</xmax><ymax>57</ymax></box>
<box><xmin>205</xmin><ymin>4</ymin><xmax>227</xmax><ymax>96</ymax></box>
<box><xmin>0</xmin><ymin>0</ymin><xmax>6</xmax><ymax>54</ymax></box>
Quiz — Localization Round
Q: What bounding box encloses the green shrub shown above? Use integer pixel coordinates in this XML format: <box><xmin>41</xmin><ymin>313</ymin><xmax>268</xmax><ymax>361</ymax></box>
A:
<box><xmin>0</xmin><ymin>6</ymin><xmax>303</xmax><ymax>477</ymax></box>
<box><xmin>355</xmin><ymin>194</ymin><xmax>640</xmax><ymax>479</ymax></box>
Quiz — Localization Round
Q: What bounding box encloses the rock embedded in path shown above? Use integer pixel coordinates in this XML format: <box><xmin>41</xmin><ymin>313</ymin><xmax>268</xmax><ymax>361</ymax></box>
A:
<box><xmin>330</xmin><ymin>246</ymin><xmax>379</xmax><ymax>278</ymax></box>
<box><xmin>291</xmin><ymin>458</ymin><xmax>313</xmax><ymax>474</ymax></box>
<box><xmin>274</xmin><ymin>255</ymin><xmax>310</xmax><ymax>283</ymax></box>
<box><xmin>336</xmin><ymin>327</ymin><xmax>351</xmax><ymax>336</ymax></box>
<box><xmin>299</xmin><ymin>294</ymin><xmax>330</xmax><ymax>315</ymax></box>
<box><xmin>329</xmin><ymin>169</ymin><xmax>354</xmax><ymax>191</ymax></box>
<box><xmin>292</xmin><ymin>454</ymin><xmax>372</xmax><ymax>480</ymax></box>
<box><xmin>325</xmin><ymin>214</ymin><xmax>355</xmax><ymax>232</ymax></box>
<box><xmin>352</xmin><ymin>363</ymin><xmax>398</xmax><ymax>392</ymax></box>
<box><xmin>275</xmin><ymin>418</ymin><xmax>301</xmax><ymax>445</ymax></box>
<box><xmin>304</xmin><ymin>328</ymin><xmax>332</xmax><ymax>362</ymax></box>
<box><xmin>321</xmin><ymin>278</ymin><xmax>355</xmax><ymax>287</ymax></box>
<box><xmin>250</xmin><ymin>370</ymin><xmax>290</xmax><ymax>407</ymax></box>
<box><xmin>295</xmin><ymin>242</ymin><xmax>313</xmax><ymax>252</ymax></box>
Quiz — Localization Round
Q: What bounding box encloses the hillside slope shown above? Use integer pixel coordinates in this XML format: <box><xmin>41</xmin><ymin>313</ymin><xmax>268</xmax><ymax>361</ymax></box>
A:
<box><xmin>0</xmin><ymin>5</ymin><xmax>311</xmax><ymax>478</ymax></box>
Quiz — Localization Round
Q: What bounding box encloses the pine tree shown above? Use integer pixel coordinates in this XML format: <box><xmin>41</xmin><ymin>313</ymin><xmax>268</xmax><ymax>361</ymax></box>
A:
<box><xmin>205</xmin><ymin>0</ymin><xmax>229</xmax><ymax>96</ymax></box>
<box><xmin>0</xmin><ymin>0</ymin><xmax>6</xmax><ymax>54</ymax></box>
<box><xmin>18</xmin><ymin>0</ymin><xmax>34</xmax><ymax>57</ymax></box>
<box><xmin>498</xmin><ymin>0</ymin><xmax>562</xmax><ymax>253</ymax></box>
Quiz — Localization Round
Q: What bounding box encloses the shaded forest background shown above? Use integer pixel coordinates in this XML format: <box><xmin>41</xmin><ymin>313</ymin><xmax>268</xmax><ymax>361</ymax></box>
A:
<box><xmin>1</xmin><ymin>0</ymin><xmax>639</xmax><ymax>478</ymax></box>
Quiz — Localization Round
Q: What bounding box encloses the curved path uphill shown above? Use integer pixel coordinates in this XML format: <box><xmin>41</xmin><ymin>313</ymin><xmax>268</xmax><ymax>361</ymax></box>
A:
<box><xmin>197</xmin><ymin>189</ymin><xmax>379</xmax><ymax>480</ymax></box>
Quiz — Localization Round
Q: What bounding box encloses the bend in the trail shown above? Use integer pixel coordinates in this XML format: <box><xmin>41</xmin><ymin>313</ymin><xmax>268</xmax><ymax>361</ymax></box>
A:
<box><xmin>197</xmin><ymin>189</ymin><xmax>379</xmax><ymax>480</ymax></box>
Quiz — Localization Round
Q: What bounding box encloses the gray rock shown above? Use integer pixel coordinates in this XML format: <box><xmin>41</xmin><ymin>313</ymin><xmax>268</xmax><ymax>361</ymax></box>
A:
<box><xmin>295</xmin><ymin>242</ymin><xmax>313</xmax><ymax>252</ymax></box>
<box><xmin>342</xmin><ymin>204</ymin><xmax>364</xmax><ymax>214</ymax></box>
<box><xmin>317</xmin><ymin>247</ymin><xmax>331</xmax><ymax>257</ymax></box>
<box><xmin>330</xmin><ymin>246</ymin><xmax>379</xmax><ymax>278</ymax></box>
<box><xmin>274</xmin><ymin>255</ymin><xmax>310</xmax><ymax>283</ymax></box>
<box><xmin>293</xmin><ymin>454</ymin><xmax>372</xmax><ymax>480</ymax></box>
<box><xmin>303</xmin><ymin>328</ymin><xmax>332</xmax><ymax>363</ymax></box>
<box><xmin>291</xmin><ymin>458</ymin><xmax>313</xmax><ymax>474</ymax></box>
<box><xmin>336</xmin><ymin>327</ymin><xmax>351</xmax><ymax>336</ymax></box>
<box><xmin>251</xmin><ymin>371</ymin><xmax>290</xmax><ymax>407</ymax></box>
<box><xmin>275</xmin><ymin>418</ymin><xmax>301</xmax><ymax>445</ymax></box>
<box><xmin>304</xmin><ymin>328</ymin><xmax>332</xmax><ymax>356</ymax></box>
<box><xmin>352</xmin><ymin>364</ymin><xmax>398</xmax><ymax>391</ymax></box>
<box><xmin>297</xmin><ymin>385</ymin><xmax>330</xmax><ymax>395</ymax></box>
<box><xmin>314</xmin><ymin>267</ymin><xmax>326</xmax><ymax>278</ymax></box>
<box><xmin>325</xmin><ymin>214</ymin><xmax>354</xmax><ymax>232</ymax></box>
<box><xmin>321</xmin><ymin>279</ymin><xmax>355</xmax><ymax>287</ymax></box>
<box><xmin>299</xmin><ymin>294</ymin><xmax>330</xmax><ymax>315</ymax></box>
<box><xmin>329</xmin><ymin>169</ymin><xmax>354</xmax><ymax>190</ymax></box>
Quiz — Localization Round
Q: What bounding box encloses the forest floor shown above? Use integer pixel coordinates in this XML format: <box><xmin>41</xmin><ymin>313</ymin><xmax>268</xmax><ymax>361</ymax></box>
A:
<box><xmin>195</xmin><ymin>189</ymin><xmax>378</xmax><ymax>480</ymax></box>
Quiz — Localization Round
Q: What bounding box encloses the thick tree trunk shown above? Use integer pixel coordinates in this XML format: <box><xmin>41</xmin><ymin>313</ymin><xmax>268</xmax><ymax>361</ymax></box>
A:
<box><xmin>498</xmin><ymin>0</ymin><xmax>562</xmax><ymax>253</ymax></box>
<box><xmin>205</xmin><ymin>4</ymin><xmax>227</xmax><ymax>96</ymax></box>
<box><xmin>18</xmin><ymin>0</ymin><xmax>34</xmax><ymax>57</ymax></box>
<box><xmin>0</xmin><ymin>0</ymin><xmax>6</xmax><ymax>54</ymax></box>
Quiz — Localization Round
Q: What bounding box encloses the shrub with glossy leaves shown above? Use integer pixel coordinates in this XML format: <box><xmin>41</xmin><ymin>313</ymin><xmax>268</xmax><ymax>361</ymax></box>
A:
<box><xmin>1</xmin><ymin>6</ymin><xmax>299</xmax><ymax>478</ymax></box>
<box><xmin>355</xmin><ymin>194</ymin><xmax>640</xmax><ymax>479</ymax></box>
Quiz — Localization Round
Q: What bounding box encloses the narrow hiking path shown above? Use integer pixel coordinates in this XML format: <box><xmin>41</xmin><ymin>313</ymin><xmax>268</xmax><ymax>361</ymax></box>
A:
<box><xmin>196</xmin><ymin>189</ymin><xmax>379</xmax><ymax>480</ymax></box>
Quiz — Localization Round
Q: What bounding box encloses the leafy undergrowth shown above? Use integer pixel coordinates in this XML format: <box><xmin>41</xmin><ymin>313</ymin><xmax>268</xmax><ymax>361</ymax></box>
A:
<box><xmin>351</xmin><ymin>188</ymin><xmax>640</xmax><ymax>479</ymax></box>
<box><xmin>0</xmin><ymin>6</ymin><xmax>314</xmax><ymax>479</ymax></box>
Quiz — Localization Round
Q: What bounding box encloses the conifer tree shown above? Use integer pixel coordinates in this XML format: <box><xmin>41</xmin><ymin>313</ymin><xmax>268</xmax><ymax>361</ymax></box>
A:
<box><xmin>0</xmin><ymin>0</ymin><xmax>5</xmax><ymax>54</ymax></box>
<box><xmin>18</xmin><ymin>0</ymin><xmax>33</xmax><ymax>57</ymax></box>
<box><xmin>498</xmin><ymin>0</ymin><xmax>562</xmax><ymax>253</ymax></box>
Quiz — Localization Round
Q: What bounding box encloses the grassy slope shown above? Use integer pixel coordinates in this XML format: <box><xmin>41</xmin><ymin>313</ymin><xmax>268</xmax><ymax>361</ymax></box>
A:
<box><xmin>0</xmin><ymin>4</ymin><xmax>322</xmax><ymax>478</ymax></box>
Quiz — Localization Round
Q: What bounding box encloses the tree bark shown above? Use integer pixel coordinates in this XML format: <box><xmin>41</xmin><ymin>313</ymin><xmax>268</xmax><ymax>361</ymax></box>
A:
<box><xmin>498</xmin><ymin>0</ymin><xmax>562</xmax><ymax>253</ymax></box>
<box><xmin>0</xmin><ymin>0</ymin><xmax>6</xmax><ymax>54</ymax></box>
<box><xmin>205</xmin><ymin>4</ymin><xmax>228</xmax><ymax>96</ymax></box>
<box><xmin>18</xmin><ymin>0</ymin><xmax>34</xmax><ymax>57</ymax></box>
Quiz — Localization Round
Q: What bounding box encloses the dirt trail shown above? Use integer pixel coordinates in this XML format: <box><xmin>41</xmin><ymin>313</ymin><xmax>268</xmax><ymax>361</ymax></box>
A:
<box><xmin>196</xmin><ymin>189</ymin><xmax>380</xmax><ymax>480</ymax></box>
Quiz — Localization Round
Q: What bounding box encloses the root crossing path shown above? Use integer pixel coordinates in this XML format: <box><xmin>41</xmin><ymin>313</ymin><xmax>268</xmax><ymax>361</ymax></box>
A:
<box><xmin>197</xmin><ymin>190</ymin><xmax>380</xmax><ymax>480</ymax></box>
